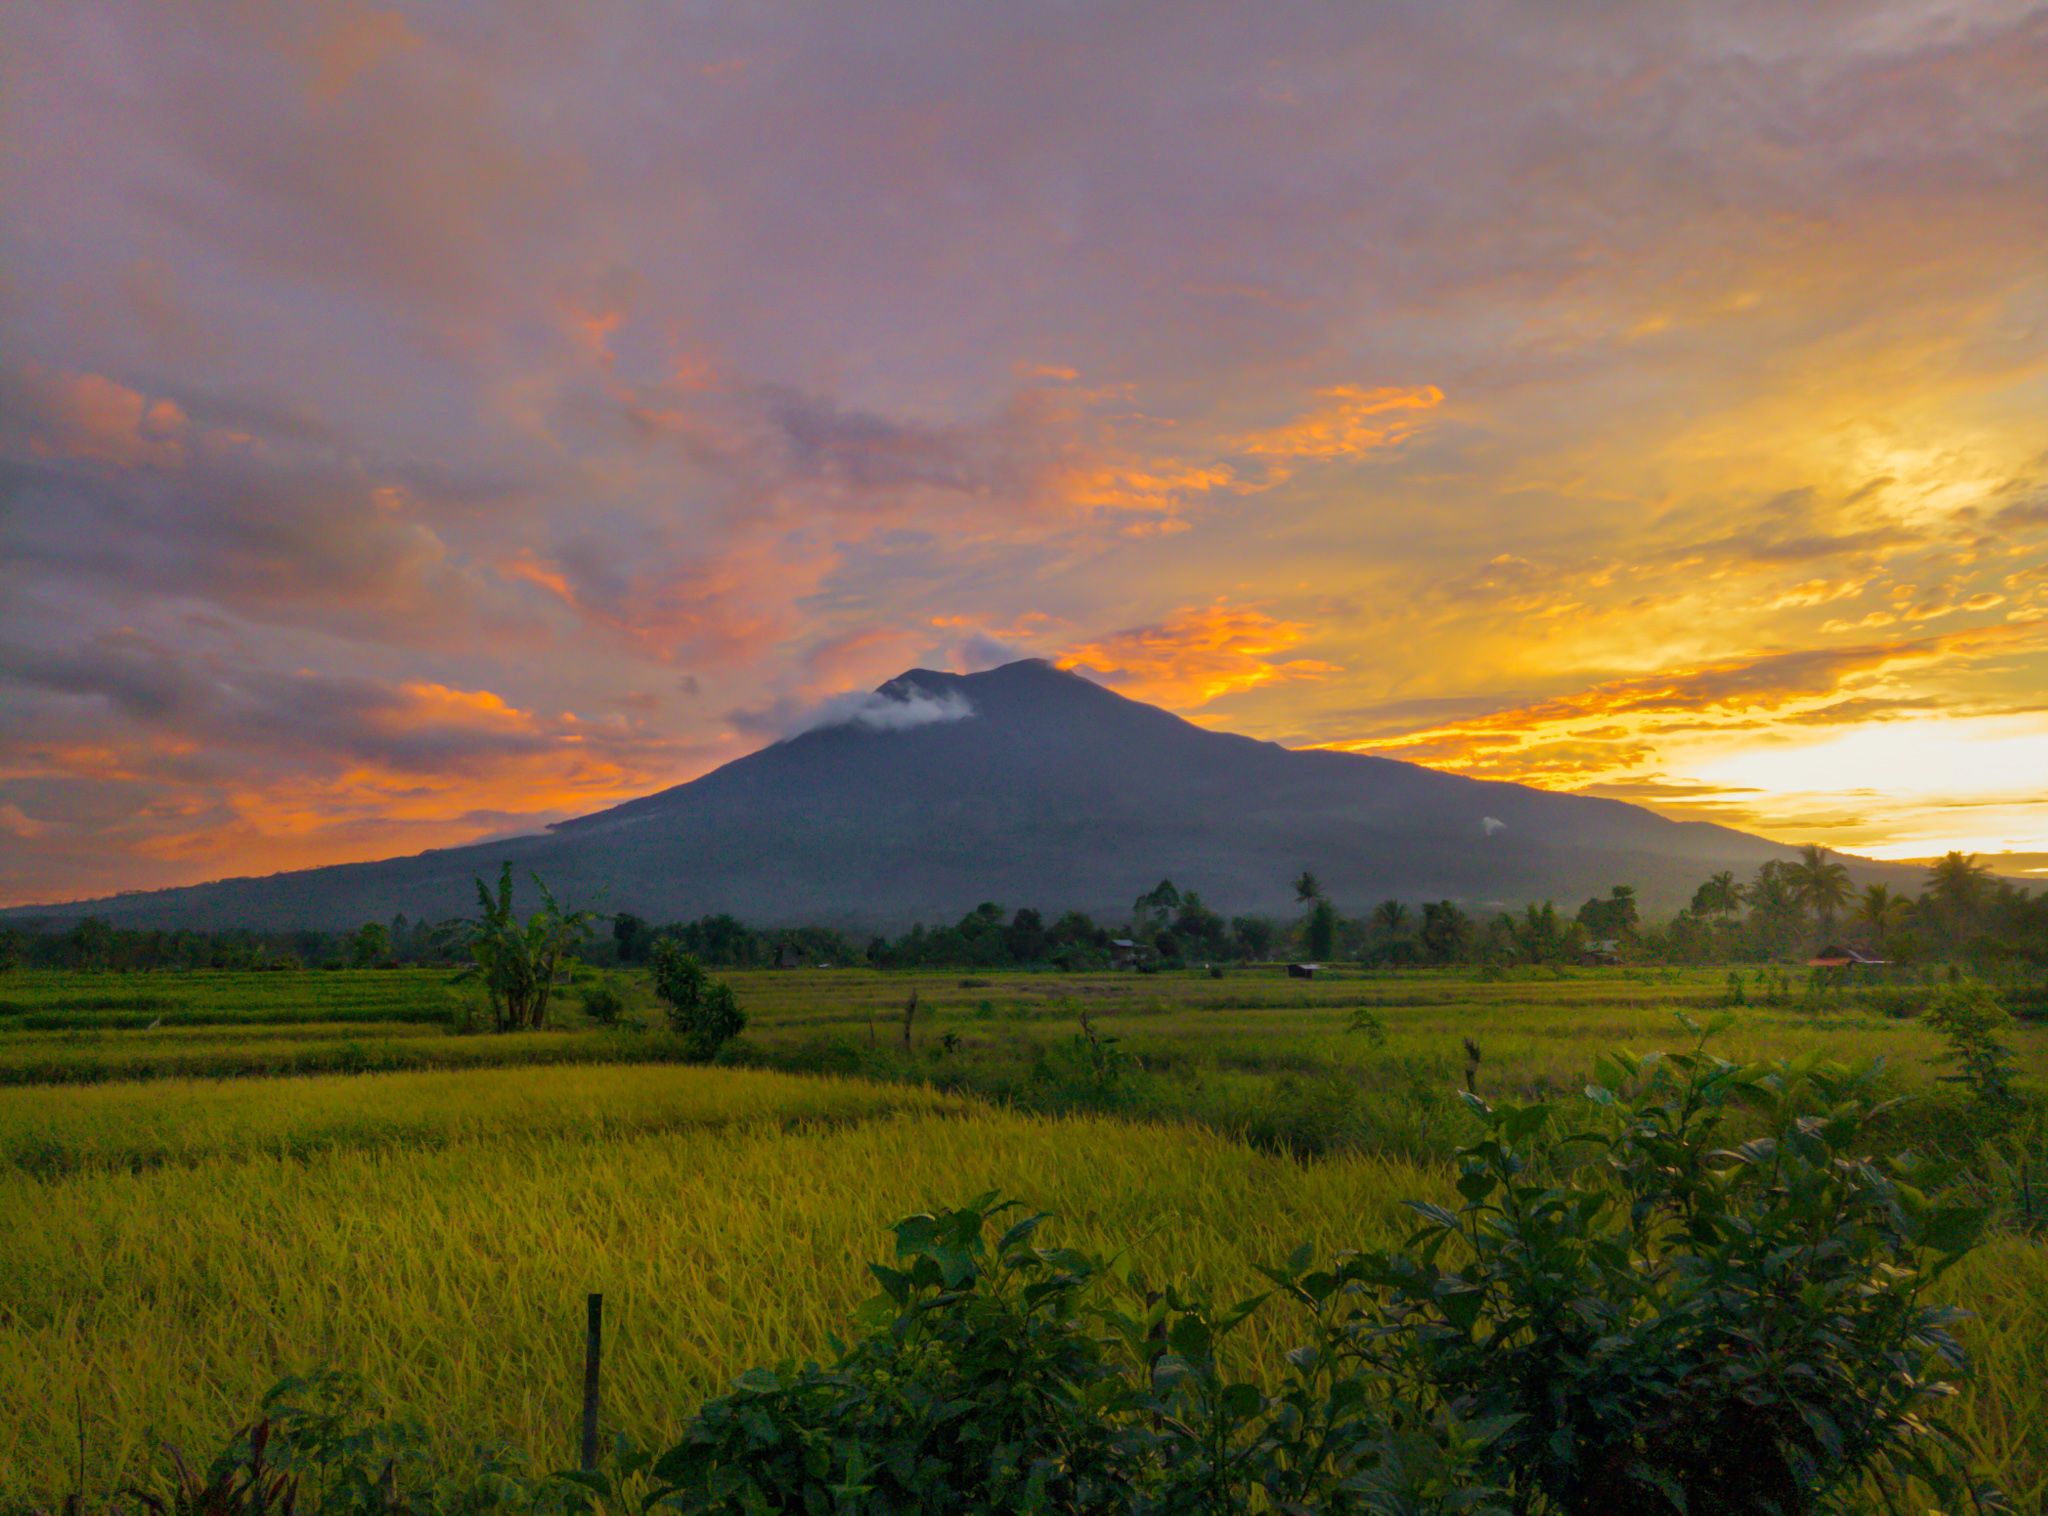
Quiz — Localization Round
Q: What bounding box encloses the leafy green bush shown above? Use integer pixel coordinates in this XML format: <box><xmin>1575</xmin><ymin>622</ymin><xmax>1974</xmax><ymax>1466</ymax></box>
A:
<box><xmin>1925</xmin><ymin>979</ymin><xmax>2021</xmax><ymax>1121</ymax></box>
<box><xmin>1358</xmin><ymin>1022</ymin><xmax>1995</xmax><ymax>1513</ymax></box>
<box><xmin>575</xmin><ymin>974</ymin><xmax>627</xmax><ymax>1027</ymax></box>
<box><xmin>649</xmin><ymin>941</ymin><xmax>744</xmax><ymax>1060</ymax></box>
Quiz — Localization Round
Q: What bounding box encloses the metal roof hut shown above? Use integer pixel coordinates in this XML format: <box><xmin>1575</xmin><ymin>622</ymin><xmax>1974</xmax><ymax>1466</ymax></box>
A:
<box><xmin>1807</xmin><ymin>944</ymin><xmax>1887</xmax><ymax>969</ymax></box>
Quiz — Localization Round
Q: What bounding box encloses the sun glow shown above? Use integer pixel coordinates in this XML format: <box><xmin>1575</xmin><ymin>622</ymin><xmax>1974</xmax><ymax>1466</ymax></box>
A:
<box><xmin>1666</xmin><ymin>714</ymin><xmax>2048</xmax><ymax>858</ymax></box>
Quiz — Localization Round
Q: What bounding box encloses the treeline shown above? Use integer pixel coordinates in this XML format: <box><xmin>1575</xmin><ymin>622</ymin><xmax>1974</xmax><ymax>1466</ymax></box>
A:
<box><xmin>0</xmin><ymin>914</ymin><xmax>463</xmax><ymax>974</ymax></box>
<box><xmin>6</xmin><ymin>847</ymin><xmax>2043</xmax><ymax>976</ymax></box>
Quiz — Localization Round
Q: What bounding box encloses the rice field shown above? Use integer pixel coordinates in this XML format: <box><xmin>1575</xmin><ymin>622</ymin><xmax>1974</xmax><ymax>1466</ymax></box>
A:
<box><xmin>1</xmin><ymin>965</ymin><xmax>2043</xmax><ymax>1508</ymax></box>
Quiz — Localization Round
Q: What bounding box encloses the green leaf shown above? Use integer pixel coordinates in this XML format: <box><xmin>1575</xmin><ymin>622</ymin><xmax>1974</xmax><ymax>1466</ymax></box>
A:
<box><xmin>1405</xmin><ymin>1200</ymin><xmax>1464</xmax><ymax>1232</ymax></box>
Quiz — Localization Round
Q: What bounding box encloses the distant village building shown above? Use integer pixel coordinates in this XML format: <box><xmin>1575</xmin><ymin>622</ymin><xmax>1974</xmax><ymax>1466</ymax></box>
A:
<box><xmin>1109</xmin><ymin>938</ymin><xmax>1143</xmax><ymax>970</ymax></box>
<box><xmin>1288</xmin><ymin>962</ymin><xmax>1318</xmax><ymax>979</ymax></box>
<box><xmin>1578</xmin><ymin>938</ymin><xmax>1622</xmax><ymax>967</ymax></box>
<box><xmin>1807</xmin><ymin>944</ymin><xmax>1887</xmax><ymax>969</ymax></box>
<box><xmin>773</xmin><ymin>942</ymin><xmax>804</xmax><ymax>969</ymax></box>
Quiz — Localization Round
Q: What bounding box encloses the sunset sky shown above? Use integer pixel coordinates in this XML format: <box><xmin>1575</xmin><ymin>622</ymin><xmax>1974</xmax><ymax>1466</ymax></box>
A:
<box><xmin>4</xmin><ymin>1</ymin><xmax>2047</xmax><ymax>907</ymax></box>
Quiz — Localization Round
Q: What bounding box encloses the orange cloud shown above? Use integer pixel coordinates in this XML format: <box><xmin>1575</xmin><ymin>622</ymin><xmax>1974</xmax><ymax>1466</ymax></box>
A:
<box><xmin>27</xmin><ymin>370</ymin><xmax>187</xmax><ymax>469</ymax></box>
<box><xmin>1058</xmin><ymin>602</ymin><xmax>1341</xmax><ymax>707</ymax></box>
<box><xmin>0</xmin><ymin>676</ymin><xmax>732</xmax><ymax>900</ymax></box>
<box><xmin>1234</xmin><ymin>384</ymin><xmax>1443</xmax><ymax>467</ymax></box>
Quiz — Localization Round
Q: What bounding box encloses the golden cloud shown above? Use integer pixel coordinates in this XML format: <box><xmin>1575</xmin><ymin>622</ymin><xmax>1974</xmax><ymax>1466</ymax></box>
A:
<box><xmin>1321</xmin><ymin>623</ymin><xmax>2045</xmax><ymax>792</ymax></box>
<box><xmin>1058</xmin><ymin>603</ymin><xmax>1341</xmax><ymax>708</ymax></box>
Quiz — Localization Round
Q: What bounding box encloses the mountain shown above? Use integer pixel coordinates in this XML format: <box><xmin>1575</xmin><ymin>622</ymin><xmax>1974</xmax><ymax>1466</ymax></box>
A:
<box><xmin>6</xmin><ymin>659</ymin><xmax>1892</xmax><ymax>930</ymax></box>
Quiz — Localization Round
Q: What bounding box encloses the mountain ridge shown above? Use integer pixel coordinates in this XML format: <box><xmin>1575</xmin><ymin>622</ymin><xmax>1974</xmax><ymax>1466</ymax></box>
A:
<box><xmin>3</xmin><ymin>659</ymin><xmax>1909</xmax><ymax>929</ymax></box>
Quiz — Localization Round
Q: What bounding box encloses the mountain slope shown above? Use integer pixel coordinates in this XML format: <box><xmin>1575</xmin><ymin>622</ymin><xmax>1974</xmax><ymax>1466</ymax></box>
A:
<box><xmin>7</xmin><ymin>660</ymin><xmax>1880</xmax><ymax>929</ymax></box>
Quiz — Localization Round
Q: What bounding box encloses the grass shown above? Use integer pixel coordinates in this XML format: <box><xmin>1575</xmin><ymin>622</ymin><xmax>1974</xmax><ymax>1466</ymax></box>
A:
<box><xmin>0</xmin><ymin>1094</ymin><xmax>1426</xmax><ymax>1503</ymax></box>
<box><xmin>0</xmin><ymin>1062</ymin><xmax>965</xmax><ymax>1175</ymax></box>
<box><xmin>0</xmin><ymin>963</ymin><xmax>2042</xmax><ymax>1508</ymax></box>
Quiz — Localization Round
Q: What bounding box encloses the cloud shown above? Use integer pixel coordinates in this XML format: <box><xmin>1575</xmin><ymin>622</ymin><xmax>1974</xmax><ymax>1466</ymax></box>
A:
<box><xmin>1058</xmin><ymin>603</ymin><xmax>1341</xmax><ymax>708</ymax></box>
<box><xmin>731</xmin><ymin>684</ymin><xmax>976</xmax><ymax>740</ymax></box>
<box><xmin>0</xmin><ymin>631</ymin><xmax>729</xmax><ymax>903</ymax></box>
<box><xmin>4</xmin><ymin>366</ymin><xmax>189</xmax><ymax>470</ymax></box>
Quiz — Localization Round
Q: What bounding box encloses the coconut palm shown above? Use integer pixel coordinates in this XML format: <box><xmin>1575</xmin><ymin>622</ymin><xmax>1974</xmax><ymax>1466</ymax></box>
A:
<box><xmin>1789</xmin><ymin>844</ymin><xmax>1853</xmax><ymax>943</ymax></box>
<box><xmin>1371</xmin><ymin>899</ymin><xmax>1410</xmax><ymax>938</ymax></box>
<box><xmin>1745</xmin><ymin>861</ymin><xmax>1805</xmax><ymax>957</ymax></box>
<box><xmin>1690</xmin><ymin>871</ymin><xmax>1741</xmax><ymax>920</ymax></box>
<box><xmin>1925</xmin><ymin>851</ymin><xmax>1991</xmax><ymax>935</ymax></box>
<box><xmin>1854</xmin><ymin>883</ymin><xmax>1906</xmax><ymax>949</ymax></box>
<box><xmin>1293</xmin><ymin>870</ymin><xmax>1324</xmax><ymax>904</ymax></box>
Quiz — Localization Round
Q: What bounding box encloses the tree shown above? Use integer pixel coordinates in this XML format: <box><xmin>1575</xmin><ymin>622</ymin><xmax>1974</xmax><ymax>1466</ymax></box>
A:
<box><xmin>1303</xmin><ymin>898</ymin><xmax>1337</xmax><ymax>960</ymax></box>
<box><xmin>612</xmin><ymin>912</ymin><xmax>652</xmax><ymax>964</ymax></box>
<box><xmin>1926</xmin><ymin>851</ymin><xmax>1992</xmax><ymax>940</ymax></box>
<box><xmin>1292</xmin><ymin>870</ymin><xmax>1323</xmax><ymax>905</ymax></box>
<box><xmin>348</xmin><ymin>921</ymin><xmax>391</xmax><ymax>968</ymax></box>
<box><xmin>453</xmin><ymin>865</ymin><xmax>596</xmax><ymax>1031</ymax></box>
<box><xmin>1509</xmin><ymin>901</ymin><xmax>1573</xmax><ymax>964</ymax></box>
<box><xmin>1131</xmin><ymin>879</ymin><xmax>1181</xmax><ymax>941</ymax></box>
<box><xmin>1854</xmin><ymin>883</ymin><xmax>1907</xmax><ymax>949</ymax></box>
<box><xmin>1370</xmin><ymin>899</ymin><xmax>1410</xmax><ymax>938</ymax></box>
<box><xmin>1004</xmin><ymin>907</ymin><xmax>1048</xmax><ymax>962</ymax></box>
<box><xmin>1170</xmin><ymin>892</ymin><xmax>1227</xmax><ymax>959</ymax></box>
<box><xmin>1576</xmin><ymin>885</ymin><xmax>1639</xmax><ymax>942</ymax></box>
<box><xmin>68</xmin><ymin>916</ymin><xmax>112</xmax><ymax>972</ymax></box>
<box><xmin>1230</xmin><ymin>915</ymin><xmax>1278</xmax><ymax>960</ymax></box>
<box><xmin>651</xmin><ymin>938</ymin><xmax>746</xmax><ymax>1059</ymax></box>
<box><xmin>1745</xmin><ymin>861</ymin><xmax>1806</xmax><ymax>959</ymax></box>
<box><xmin>1790</xmin><ymin>844</ymin><xmax>1853</xmax><ymax>942</ymax></box>
<box><xmin>1690</xmin><ymin>871</ymin><xmax>1741</xmax><ymax>920</ymax></box>
<box><xmin>1418</xmin><ymin>900</ymin><xmax>1472</xmax><ymax>963</ymax></box>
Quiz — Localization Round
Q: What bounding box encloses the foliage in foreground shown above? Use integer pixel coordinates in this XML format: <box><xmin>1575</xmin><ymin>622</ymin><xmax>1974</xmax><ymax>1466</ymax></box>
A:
<box><xmin>57</xmin><ymin>1027</ymin><xmax>2003</xmax><ymax>1516</ymax></box>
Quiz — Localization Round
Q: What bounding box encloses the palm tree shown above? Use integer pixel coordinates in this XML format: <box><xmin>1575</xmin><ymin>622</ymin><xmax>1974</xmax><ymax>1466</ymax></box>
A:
<box><xmin>1371</xmin><ymin>899</ymin><xmax>1410</xmax><ymax>938</ymax></box>
<box><xmin>1789</xmin><ymin>844</ymin><xmax>1852</xmax><ymax>943</ymax></box>
<box><xmin>1745</xmin><ymin>861</ymin><xmax>1805</xmax><ymax>957</ymax></box>
<box><xmin>1854</xmin><ymin>883</ymin><xmax>1906</xmax><ymax>948</ymax></box>
<box><xmin>1293</xmin><ymin>870</ymin><xmax>1324</xmax><ymax>905</ymax></box>
<box><xmin>1926</xmin><ymin>851</ymin><xmax>1991</xmax><ymax>935</ymax></box>
<box><xmin>1690</xmin><ymin>871</ymin><xmax>1740</xmax><ymax>920</ymax></box>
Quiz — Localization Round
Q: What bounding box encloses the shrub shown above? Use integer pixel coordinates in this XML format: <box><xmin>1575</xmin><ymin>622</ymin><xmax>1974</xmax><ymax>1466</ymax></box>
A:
<box><xmin>576</xmin><ymin>974</ymin><xmax>627</xmax><ymax>1027</ymax></box>
<box><xmin>1925</xmin><ymin>978</ymin><xmax>2021</xmax><ymax>1121</ymax></box>
<box><xmin>1354</xmin><ymin>1020</ymin><xmax>1995</xmax><ymax>1513</ymax></box>
<box><xmin>649</xmin><ymin>940</ymin><xmax>745</xmax><ymax>1060</ymax></box>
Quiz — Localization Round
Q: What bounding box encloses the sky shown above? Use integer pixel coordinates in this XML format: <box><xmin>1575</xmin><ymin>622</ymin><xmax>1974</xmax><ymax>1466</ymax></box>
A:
<box><xmin>3</xmin><ymin>1</ymin><xmax>2047</xmax><ymax>908</ymax></box>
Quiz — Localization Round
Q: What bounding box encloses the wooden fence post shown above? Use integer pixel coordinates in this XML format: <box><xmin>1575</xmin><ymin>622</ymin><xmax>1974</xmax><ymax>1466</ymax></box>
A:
<box><xmin>581</xmin><ymin>1292</ymin><xmax>603</xmax><ymax>1472</ymax></box>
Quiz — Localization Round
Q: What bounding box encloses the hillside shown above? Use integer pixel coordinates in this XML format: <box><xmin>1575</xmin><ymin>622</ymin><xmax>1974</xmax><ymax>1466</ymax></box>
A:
<box><xmin>4</xmin><ymin>659</ymin><xmax>1889</xmax><ymax>929</ymax></box>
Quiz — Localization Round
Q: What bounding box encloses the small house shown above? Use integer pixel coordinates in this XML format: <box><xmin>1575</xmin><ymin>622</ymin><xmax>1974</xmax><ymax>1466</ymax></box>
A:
<box><xmin>1287</xmin><ymin>962</ymin><xmax>1318</xmax><ymax>980</ymax></box>
<box><xmin>1109</xmin><ymin>938</ymin><xmax>1143</xmax><ymax>970</ymax></box>
<box><xmin>1807</xmin><ymin>944</ymin><xmax>1886</xmax><ymax>969</ymax></box>
<box><xmin>1578</xmin><ymin>938</ymin><xmax>1622</xmax><ymax>967</ymax></box>
<box><xmin>773</xmin><ymin>941</ymin><xmax>804</xmax><ymax>969</ymax></box>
